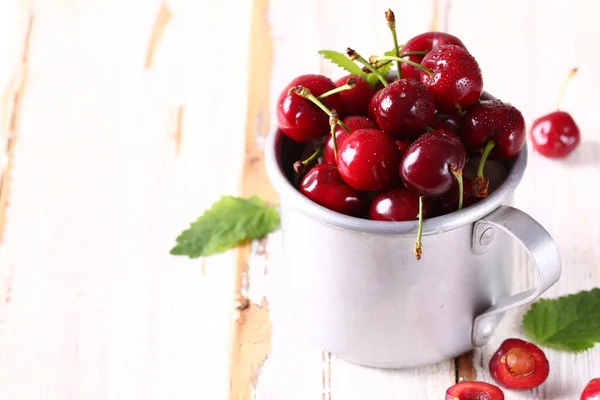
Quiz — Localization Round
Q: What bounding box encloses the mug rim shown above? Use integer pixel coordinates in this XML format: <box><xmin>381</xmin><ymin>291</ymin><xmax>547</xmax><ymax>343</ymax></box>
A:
<box><xmin>264</xmin><ymin>126</ymin><xmax>528</xmax><ymax>237</ymax></box>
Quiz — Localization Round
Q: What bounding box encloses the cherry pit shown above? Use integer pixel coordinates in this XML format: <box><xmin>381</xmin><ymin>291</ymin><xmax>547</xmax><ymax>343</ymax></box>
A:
<box><xmin>276</xmin><ymin>8</ymin><xmax>528</xmax><ymax>260</ymax></box>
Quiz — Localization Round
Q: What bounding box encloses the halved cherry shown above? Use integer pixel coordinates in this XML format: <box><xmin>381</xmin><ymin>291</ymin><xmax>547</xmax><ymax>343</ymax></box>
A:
<box><xmin>489</xmin><ymin>338</ymin><xmax>550</xmax><ymax>390</ymax></box>
<box><xmin>581</xmin><ymin>378</ymin><xmax>600</xmax><ymax>400</ymax></box>
<box><xmin>445</xmin><ymin>381</ymin><xmax>504</xmax><ymax>400</ymax></box>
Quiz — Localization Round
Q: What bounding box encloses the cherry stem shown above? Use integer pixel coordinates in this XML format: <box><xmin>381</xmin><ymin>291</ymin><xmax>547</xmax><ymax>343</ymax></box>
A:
<box><xmin>455</xmin><ymin>102</ymin><xmax>463</xmax><ymax>116</ymax></box>
<box><xmin>372</xmin><ymin>55</ymin><xmax>434</xmax><ymax>77</ymax></box>
<box><xmin>329</xmin><ymin>111</ymin><xmax>339</xmax><ymax>159</ymax></box>
<box><xmin>414</xmin><ymin>196</ymin><xmax>424</xmax><ymax>261</ymax></box>
<box><xmin>396</xmin><ymin>51</ymin><xmax>427</xmax><ymax>57</ymax></box>
<box><xmin>318</xmin><ymin>77</ymin><xmax>356</xmax><ymax>100</ymax></box>
<box><xmin>368</xmin><ymin>51</ymin><xmax>426</xmax><ymax>71</ymax></box>
<box><xmin>556</xmin><ymin>67</ymin><xmax>578</xmax><ymax>110</ymax></box>
<box><xmin>303</xmin><ymin>146</ymin><xmax>323</xmax><ymax>165</ymax></box>
<box><xmin>293</xmin><ymin>147</ymin><xmax>323</xmax><ymax>174</ymax></box>
<box><xmin>385</xmin><ymin>9</ymin><xmax>402</xmax><ymax>79</ymax></box>
<box><xmin>451</xmin><ymin>164</ymin><xmax>464</xmax><ymax>211</ymax></box>
<box><xmin>292</xmin><ymin>86</ymin><xmax>350</xmax><ymax>132</ymax></box>
<box><xmin>477</xmin><ymin>140</ymin><xmax>495</xmax><ymax>178</ymax></box>
<box><xmin>347</xmin><ymin>47</ymin><xmax>388</xmax><ymax>87</ymax></box>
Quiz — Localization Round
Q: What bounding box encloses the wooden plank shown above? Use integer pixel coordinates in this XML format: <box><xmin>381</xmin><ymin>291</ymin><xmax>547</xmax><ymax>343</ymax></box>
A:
<box><xmin>446</xmin><ymin>1</ymin><xmax>600</xmax><ymax>398</ymax></box>
<box><xmin>228</xmin><ymin>0</ymin><xmax>278</xmax><ymax>399</ymax></box>
<box><xmin>0</xmin><ymin>0</ymin><xmax>253</xmax><ymax>398</ymax></box>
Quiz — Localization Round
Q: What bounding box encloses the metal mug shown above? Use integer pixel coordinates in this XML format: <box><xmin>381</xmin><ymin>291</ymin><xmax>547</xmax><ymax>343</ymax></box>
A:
<box><xmin>264</xmin><ymin>125</ymin><xmax>562</xmax><ymax>369</ymax></box>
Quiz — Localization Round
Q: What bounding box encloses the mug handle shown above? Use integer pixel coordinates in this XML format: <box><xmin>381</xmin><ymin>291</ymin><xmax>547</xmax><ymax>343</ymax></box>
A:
<box><xmin>471</xmin><ymin>205</ymin><xmax>562</xmax><ymax>347</ymax></box>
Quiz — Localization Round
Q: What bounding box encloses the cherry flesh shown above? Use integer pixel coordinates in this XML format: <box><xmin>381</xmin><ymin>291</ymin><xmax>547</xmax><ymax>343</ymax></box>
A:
<box><xmin>437</xmin><ymin>176</ymin><xmax>478</xmax><ymax>214</ymax></box>
<box><xmin>400</xmin><ymin>130</ymin><xmax>466</xmax><ymax>197</ymax></box>
<box><xmin>489</xmin><ymin>338</ymin><xmax>550</xmax><ymax>390</ymax></box>
<box><xmin>581</xmin><ymin>378</ymin><xmax>600</xmax><ymax>400</ymax></box>
<box><xmin>445</xmin><ymin>381</ymin><xmax>505</xmax><ymax>400</ymax></box>
<box><xmin>324</xmin><ymin>116</ymin><xmax>377</xmax><ymax>165</ymax></box>
<box><xmin>369</xmin><ymin>79</ymin><xmax>435</xmax><ymax>140</ymax></box>
<box><xmin>335</xmin><ymin>74</ymin><xmax>373</xmax><ymax>117</ymax></box>
<box><xmin>421</xmin><ymin>44</ymin><xmax>483</xmax><ymax>111</ymax></box>
<box><xmin>337</xmin><ymin>128</ymin><xmax>401</xmax><ymax>191</ymax></box>
<box><xmin>400</xmin><ymin>32</ymin><xmax>466</xmax><ymax>81</ymax></box>
<box><xmin>369</xmin><ymin>187</ymin><xmax>433</xmax><ymax>221</ymax></box>
<box><xmin>462</xmin><ymin>99</ymin><xmax>526</xmax><ymax>160</ymax></box>
<box><xmin>276</xmin><ymin>74</ymin><xmax>345</xmax><ymax>143</ymax></box>
<box><xmin>530</xmin><ymin>111</ymin><xmax>580</xmax><ymax>158</ymax></box>
<box><xmin>299</xmin><ymin>164</ymin><xmax>369</xmax><ymax>217</ymax></box>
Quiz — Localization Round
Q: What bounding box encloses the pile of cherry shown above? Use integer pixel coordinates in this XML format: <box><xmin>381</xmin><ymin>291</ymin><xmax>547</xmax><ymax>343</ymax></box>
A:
<box><xmin>276</xmin><ymin>12</ymin><xmax>581</xmax><ymax>260</ymax></box>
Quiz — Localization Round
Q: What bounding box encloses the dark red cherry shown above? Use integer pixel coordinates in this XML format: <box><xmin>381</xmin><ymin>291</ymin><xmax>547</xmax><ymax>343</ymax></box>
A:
<box><xmin>445</xmin><ymin>381</ymin><xmax>504</xmax><ymax>400</ymax></box>
<box><xmin>324</xmin><ymin>116</ymin><xmax>377</xmax><ymax>165</ymax></box>
<box><xmin>437</xmin><ymin>176</ymin><xmax>478</xmax><ymax>215</ymax></box>
<box><xmin>396</xmin><ymin>140</ymin><xmax>411</xmax><ymax>158</ymax></box>
<box><xmin>530</xmin><ymin>111</ymin><xmax>580</xmax><ymax>158</ymax></box>
<box><xmin>430</xmin><ymin>112</ymin><xmax>461</xmax><ymax>132</ymax></box>
<box><xmin>276</xmin><ymin>74</ymin><xmax>345</xmax><ymax>143</ymax></box>
<box><xmin>370</xmin><ymin>187</ymin><xmax>432</xmax><ymax>221</ymax></box>
<box><xmin>334</xmin><ymin>74</ymin><xmax>373</xmax><ymax>117</ymax></box>
<box><xmin>299</xmin><ymin>164</ymin><xmax>369</xmax><ymax>217</ymax></box>
<box><xmin>421</xmin><ymin>45</ymin><xmax>483</xmax><ymax>111</ymax></box>
<box><xmin>338</xmin><ymin>128</ymin><xmax>401</xmax><ymax>191</ymax></box>
<box><xmin>489</xmin><ymin>338</ymin><xmax>550</xmax><ymax>391</ymax></box>
<box><xmin>369</xmin><ymin>79</ymin><xmax>435</xmax><ymax>140</ymax></box>
<box><xmin>400</xmin><ymin>32</ymin><xmax>466</xmax><ymax>81</ymax></box>
<box><xmin>400</xmin><ymin>130</ymin><xmax>466</xmax><ymax>197</ymax></box>
<box><xmin>462</xmin><ymin>100</ymin><xmax>526</xmax><ymax>160</ymax></box>
<box><xmin>581</xmin><ymin>378</ymin><xmax>600</xmax><ymax>400</ymax></box>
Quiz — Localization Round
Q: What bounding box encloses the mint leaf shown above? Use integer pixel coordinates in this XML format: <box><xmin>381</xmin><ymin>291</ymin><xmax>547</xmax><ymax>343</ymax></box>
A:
<box><xmin>365</xmin><ymin>62</ymin><xmax>392</xmax><ymax>86</ymax></box>
<box><xmin>318</xmin><ymin>50</ymin><xmax>365</xmax><ymax>77</ymax></box>
<box><xmin>522</xmin><ymin>288</ymin><xmax>600</xmax><ymax>352</ymax></box>
<box><xmin>384</xmin><ymin>48</ymin><xmax>398</xmax><ymax>57</ymax></box>
<box><xmin>170</xmin><ymin>196</ymin><xmax>280</xmax><ymax>258</ymax></box>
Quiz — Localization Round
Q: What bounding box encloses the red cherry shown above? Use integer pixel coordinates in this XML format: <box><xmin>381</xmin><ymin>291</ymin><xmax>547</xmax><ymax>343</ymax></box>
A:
<box><xmin>276</xmin><ymin>74</ymin><xmax>345</xmax><ymax>143</ymax></box>
<box><xmin>445</xmin><ymin>381</ymin><xmax>505</xmax><ymax>400</ymax></box>
<box><xmin>530</xmin><ymin>111</ymin><xmax>580</xmax><ymax>158</ymax></box>
<box><xmin>396</xmin><ymin>140</ymin><xmax>411</xmax><ymax>158</ymax></box>
<box><xmin>489</xmin><ymin>338</ymin><xmax>550</xmax><ymax>390</ymax></box>
<box><xmin>430</xmin><ymin>112</ymin><xmax>461</xmax><ymax>132</ymax></box>
<box><xmin>437</xmin><ymin>176</ymin><xmax>478</xmax><ymax>214</ymax></box>
<box><xmin>421</xmin><ymin>45</ymin><xmax>483</xmax><ymax>111</ymax></box>
<box><xmin>370</xmin><ymin>187</ymin><xmax>432</xmax><ymax>221</ymax></box>
<box><xmin>299</xmin><ymin>164</ymin><xmax>369</xmax><ymax>217</ymax></box>
<box><xmin>334</xmin><ymin>75</ymin><xmax>373</xmax><ymax>117</ymax></box>
<box><xmin>462</xmin><ymin>99</ymin><xmax>526</xmax><ymax>160</ymax></box>
<box><xmin>338</xmin><ymin>129</ymin><xmax>401</xmax><ymax>192</ymax></box>
<box><xmin>369</xmin><ymin>79</ymin><xmax>435</xmax><ymax>140</ymax></box>
<box><xmin>400</xmin><ymin>32</ymin><xmax>466</xmax><ymax>80</ymax></box>
<box><xmin>581</xmin><ymin>378</ymin><xmax>600</xmax><ymax>400</ymax></box>
<box><xmin>324</xmin><ymin>116</ymin><xmax>377</xmax><ymax>165</ymax></box>
<box><xmin>400</xmin><ymin>130</ymin><xmax>466</xmax><ymax>197</ymax></box>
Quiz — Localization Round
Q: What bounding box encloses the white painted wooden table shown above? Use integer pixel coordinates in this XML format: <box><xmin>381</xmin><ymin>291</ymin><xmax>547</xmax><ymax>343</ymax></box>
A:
<box><xmin>0</xmin><ymin>0</ymin><xmax>598</xmax><ymax>399</ymax></box>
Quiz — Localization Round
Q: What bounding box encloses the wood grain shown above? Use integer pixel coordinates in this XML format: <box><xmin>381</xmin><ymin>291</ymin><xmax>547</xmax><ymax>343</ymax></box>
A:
<box><xmin>229</xmin><ymin>0</ymin><xmax>277</xmax><ymax>398</ymax></box>
<box><xmin>144</xmin><ymin>1</ymin><xmax>171</xmax><ymax>68</ymax></box>
<box><xmin>0</xmin><ymin>12</ymin><xmax>33</xmax><ymax>244</ymax></box>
